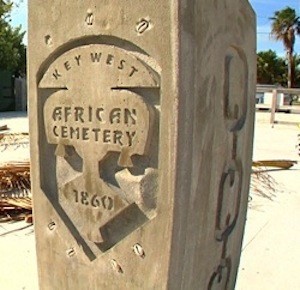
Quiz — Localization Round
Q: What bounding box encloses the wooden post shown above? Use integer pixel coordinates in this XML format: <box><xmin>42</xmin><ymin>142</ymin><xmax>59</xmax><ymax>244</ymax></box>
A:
<box><xmin>270</xmin><ymin>89</ymin><xmax>277</xmax><ymax>125</ymax></box>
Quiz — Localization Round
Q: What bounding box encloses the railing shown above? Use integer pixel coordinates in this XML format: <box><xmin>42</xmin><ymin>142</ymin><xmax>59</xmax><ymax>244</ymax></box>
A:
<box><xmin>256</xmin><ymin>85</ymin><xmax>300</xmax><ymax>124</ymax></box>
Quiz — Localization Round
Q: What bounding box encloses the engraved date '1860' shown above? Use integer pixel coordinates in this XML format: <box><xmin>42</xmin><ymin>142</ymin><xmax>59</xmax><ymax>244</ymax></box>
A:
<box><xmin>73</xmin><ymin>189</ymin><xmax>114</xmax><ymax>210</ymax></box>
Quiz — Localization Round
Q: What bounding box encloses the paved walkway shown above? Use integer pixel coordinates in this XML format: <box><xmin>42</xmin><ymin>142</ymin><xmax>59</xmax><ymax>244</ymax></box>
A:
<box><xmin>0</xmin><ymin>111</ymin><xmax>37</xmax><ymax>290</ymax></box>
<box><xmin>236</xmin><ymin>112</ymin><xmax>300</xmax><ymax>289</ymax></box>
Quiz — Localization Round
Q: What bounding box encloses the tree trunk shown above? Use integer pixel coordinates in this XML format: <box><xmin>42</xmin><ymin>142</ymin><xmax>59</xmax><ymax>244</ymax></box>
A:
<box><xmin>287</xmin><ymin>49</ymin><xmax>295</xmax><ymax>88</ymax></box>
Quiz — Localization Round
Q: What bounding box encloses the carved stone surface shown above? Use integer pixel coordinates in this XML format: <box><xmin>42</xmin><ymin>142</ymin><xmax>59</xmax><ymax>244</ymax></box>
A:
<box><xmin>28</xmin><ymin>1</ymin><xmax>256</xmax><ymax>289</ymax></box>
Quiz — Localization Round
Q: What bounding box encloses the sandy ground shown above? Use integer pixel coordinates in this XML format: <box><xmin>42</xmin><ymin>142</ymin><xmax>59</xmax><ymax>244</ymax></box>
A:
<box><xmin>0</xmin><ymin>111</ymin><xmax>299</xmax><ymax>289</ymax></box>
<box><xmin>236</xmin><ymin>112</ymin><xmax>300</xmax><ymax>290</ymax></box>
<box><xmin>0</xmin><ymin>112</ymin><xmax>37</xmax><ymax>290</ymax></box>
<box><xmin>0</xmin><ymin>112</ymin><xmax>30</xmax><ymax>163</ymax></box>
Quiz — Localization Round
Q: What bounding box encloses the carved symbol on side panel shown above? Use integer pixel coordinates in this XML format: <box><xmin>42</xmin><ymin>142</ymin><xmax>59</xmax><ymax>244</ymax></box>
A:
<box><xmin>38</xmin><ymin>42</ymin><xmax>160</xmax><ymax>255</ymax></box>
<box><xmin>215</xmin><ymin>46</ymin><xmax>248</xmax><ymax>242</ymax></box>
<box><xmin>223</xmin><ymin>47</ymin><xmax>248</xmax><ymax>132</ymax></box>
<box><xmin>212</xmin><ymin>45</ymin><xmax>249</xmax><ymax>287</ymax></box>
<box><xmin>215</xmin><ymin>160</ymin><xmax>242</xmax><ymax>241</ymax></box>
<box><xmin>208</xmin><ymin>258</ymin><xmax>231</xmax><ymax>290</ymax></box>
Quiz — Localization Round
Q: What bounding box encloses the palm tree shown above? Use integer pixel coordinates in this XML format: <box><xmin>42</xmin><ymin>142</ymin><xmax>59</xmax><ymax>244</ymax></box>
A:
<box><xmin>270</xmin><ymin>7</ymin><xmax>300</xmax><ymax>88</ymax></box>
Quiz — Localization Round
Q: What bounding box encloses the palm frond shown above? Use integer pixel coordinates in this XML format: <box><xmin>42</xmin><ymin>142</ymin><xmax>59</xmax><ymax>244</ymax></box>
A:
<box><xmin>0</xmin><ymin>161</ymin><xmax>32</xmax><ymax>219</ymax></box>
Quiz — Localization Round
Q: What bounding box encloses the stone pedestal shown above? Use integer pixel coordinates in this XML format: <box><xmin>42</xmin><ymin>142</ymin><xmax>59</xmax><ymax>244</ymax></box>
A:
<box><xmin>28</xmin><ymin>1</ymin><xmax>256</xmax><ymax>289</ymax></box>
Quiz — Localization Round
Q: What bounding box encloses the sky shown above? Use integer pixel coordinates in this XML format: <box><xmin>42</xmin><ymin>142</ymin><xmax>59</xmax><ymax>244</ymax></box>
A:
<box><xmin>10</xmin><ymin>0</ymin><xmax>27</xmax><ymax>43</ymax></box>
<box><xmin>250</xmin><ymin>0</ymin><xmax>300</xmax><ymax>56</ymax></box>
<box><xmin>8</xmin><ymin>0</ymin><xmax>300</xmax><ymax>56</ymax></box>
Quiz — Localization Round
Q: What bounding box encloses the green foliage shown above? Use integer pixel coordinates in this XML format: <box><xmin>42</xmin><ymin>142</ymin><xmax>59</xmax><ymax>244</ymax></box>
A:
<box><xmin>257</xmin><ymin>50</ymin><xmax>300</xmax><ymax>88</ymax></box>
<box><xmin>257</xmin><ymin>50</ymin><xmax>286</xmax><ymax>85</ymax></box>
<box><xmin>0</xmin><ymin>0</ymin><xmax>26</xmax><ymax>76</ymax></box>
<box><xmin>0</xmin><ymin>1</ymin><xmax>12</xmax><ymax>20</ymax></box>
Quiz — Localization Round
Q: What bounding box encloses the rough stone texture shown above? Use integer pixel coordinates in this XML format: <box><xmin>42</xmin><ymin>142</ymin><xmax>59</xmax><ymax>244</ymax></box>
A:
<box><xmin>28</xmin><ymin>1</ymin><xmax>256</xmax><ymax>289</ymax></box>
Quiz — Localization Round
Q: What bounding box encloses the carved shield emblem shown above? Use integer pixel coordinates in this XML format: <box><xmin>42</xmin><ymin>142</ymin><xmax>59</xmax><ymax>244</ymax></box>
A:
<box><xmin>39</xmin><ymin>43</ymin><xmax>160</xmax><ymax>253</ymax></box>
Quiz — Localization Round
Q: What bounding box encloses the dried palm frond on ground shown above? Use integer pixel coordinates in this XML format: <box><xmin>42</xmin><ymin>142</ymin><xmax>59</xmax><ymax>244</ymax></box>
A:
<box><xmin>0</xmin><ymin>161</ymin><xmax>31</xmax><ymax>193</ymax></box>
<box><xmin>250</xmin><ymin>167</ymin><xmax>278</xmax><ymax>200</ymax></box>
<box><xmin>252</xmin><ymin>160</ymin><xmax>297</xmax><ymax>169</ymax></box>
<box><xmin>250</xmin><ymin>159</ymin><xmax>297</xmax><ymax>200</ymax></box>
<box><xmin>0</xmin><ymin>125</ymin><xmax>9</xmax><ymax>131</ymax></box>
<box><xmin>250</xmin><ymin>159</ymin><xmax>298</xmax><ymax>200</ymax></box>
<box><xmin>0</xmin><ymin>161</ymin><xmax>32</xmax><ymax>222</ymax></box>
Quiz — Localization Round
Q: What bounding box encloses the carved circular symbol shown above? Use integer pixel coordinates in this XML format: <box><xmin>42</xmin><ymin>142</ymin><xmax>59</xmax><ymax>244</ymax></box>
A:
<box><xmin>223</xmin><ymin>47</ymin><xmax>249</xmax><ymax>132</ymax></box>
<box><xmin>215</xmin><ymin>160</ymin><xmax>243</xmax><ymax>241</ymax></box>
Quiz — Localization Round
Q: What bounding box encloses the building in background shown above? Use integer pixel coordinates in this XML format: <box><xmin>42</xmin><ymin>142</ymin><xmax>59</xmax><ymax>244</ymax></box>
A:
<box><xmin>0</xmin><ymin>70</ymin><xmax>27</xmax><ymax>112</ymax></box>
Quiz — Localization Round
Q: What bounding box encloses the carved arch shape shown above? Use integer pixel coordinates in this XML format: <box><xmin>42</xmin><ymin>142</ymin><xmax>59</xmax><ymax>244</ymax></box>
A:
<box><xmin>37</xmin><ymin>36</ymin><xmax>161</xmax><ymax>259</ymax></box>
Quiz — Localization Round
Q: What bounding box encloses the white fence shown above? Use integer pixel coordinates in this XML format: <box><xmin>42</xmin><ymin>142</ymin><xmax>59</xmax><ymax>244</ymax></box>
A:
<box><xmin>256</xmin><ymin>85</ymin><xmax>300</xmax><ymax>124</ymax></box>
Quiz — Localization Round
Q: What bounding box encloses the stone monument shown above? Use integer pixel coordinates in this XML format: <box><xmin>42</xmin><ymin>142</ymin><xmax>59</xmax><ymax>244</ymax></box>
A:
<box><xmin>28</xmin><ymin>1</ymin><xmax>256</xmax><ymax>289</ymax></box>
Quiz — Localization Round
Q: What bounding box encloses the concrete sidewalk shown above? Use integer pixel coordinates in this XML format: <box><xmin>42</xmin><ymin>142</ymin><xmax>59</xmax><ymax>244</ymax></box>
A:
<box><xmin>236</xmin><ymin>112</ymin><xmax>300</xmax><ymax>290</ymax></box>
<box><xmin>237</xmin><ymin>187</ymin><xmax>300</xmax><ymax>290</ymax></box>
<box><xmin>0</xmin><ymin>111</ymin><xmax>37</xmax><ymax>290</ymax></box>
